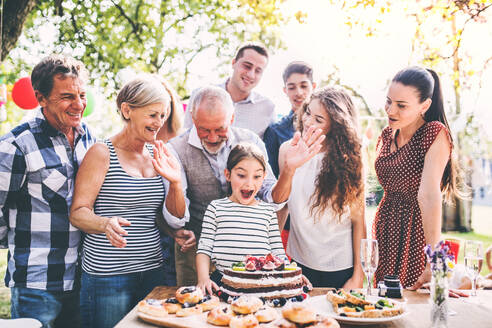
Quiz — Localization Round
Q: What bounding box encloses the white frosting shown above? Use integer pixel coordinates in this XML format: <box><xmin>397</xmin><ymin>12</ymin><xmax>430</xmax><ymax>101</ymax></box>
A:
<box><xmin>222</xmin><ymin>275</ymin><xmax>302</xmax><ymax>287</ymax></box>
<box><xmin>223</xmin><ymin>268</ymin><xmax>300</xmax><ymax>276</ymax></box>
<box><xmin>220</xmin><ymin>286</ymin><xmax>304</xmax><ymax>299</ymax></box>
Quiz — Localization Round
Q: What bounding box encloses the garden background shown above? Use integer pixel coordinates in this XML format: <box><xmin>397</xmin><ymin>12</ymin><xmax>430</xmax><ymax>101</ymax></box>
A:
<box><xmin>1</xmin><ymin>0</ymin><xmax>492</xmax><ymax>318</ymax></box>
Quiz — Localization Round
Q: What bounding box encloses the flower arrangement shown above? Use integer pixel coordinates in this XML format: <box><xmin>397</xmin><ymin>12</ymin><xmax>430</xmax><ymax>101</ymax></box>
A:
<box><xmin>425</xmin><ymin>240</ymin><xmax>455</xmax><ymax>276</ymax></box>
<box><xmin>425</xmin><ymin>241</ymin><xmax>454</xmax><ymax>328</ymax></box>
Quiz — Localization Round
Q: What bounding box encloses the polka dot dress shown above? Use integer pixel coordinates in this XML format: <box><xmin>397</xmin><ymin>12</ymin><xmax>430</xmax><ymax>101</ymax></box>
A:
<box><xmin>373</xmin><ymin>121</ymin><xmax>450</xmax><ymax>288</ymax></box>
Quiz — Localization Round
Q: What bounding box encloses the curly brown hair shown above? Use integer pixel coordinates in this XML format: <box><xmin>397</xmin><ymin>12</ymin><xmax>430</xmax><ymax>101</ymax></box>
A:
<box><xmin>297</xmin><ymin>87</ymin><xmax>363</xmax><ymax>220</ymax></box>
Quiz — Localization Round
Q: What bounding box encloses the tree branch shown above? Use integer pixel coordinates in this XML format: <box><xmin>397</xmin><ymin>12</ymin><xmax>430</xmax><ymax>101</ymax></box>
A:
<box><xmin>1</xmin><ymin>0</ymin><xmax>37</xmax><ymax>62</ymax></box>
<box><xmin>476</xmin><ymin>55</ymin><xmax>492</xmax><ymax>100</ymax></box>
<box><xmin>442</xmin><ymin>3</ymin><xmax>492</xmax><ymax>60</ymax></box>
<box><xmin>183</xmin><ymin>43</ymin><xmax>213</xmax><ymax>84</ymax></box>
<box><xmin>110</xmin><ymin>0</ymin><xmax>143</xmax><ymax>43</ymax></box>
<box><xmin>164</xmin><ymin>13</ymin><xmax>193</xmax><ymax>33</ymax></box>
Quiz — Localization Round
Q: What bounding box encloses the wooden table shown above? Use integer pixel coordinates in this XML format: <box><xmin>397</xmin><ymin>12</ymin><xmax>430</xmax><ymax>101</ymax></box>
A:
<box><xmin>115</xmin><ymin>287</ymin><xmax>492</xmax><ymax>327</ymax></box>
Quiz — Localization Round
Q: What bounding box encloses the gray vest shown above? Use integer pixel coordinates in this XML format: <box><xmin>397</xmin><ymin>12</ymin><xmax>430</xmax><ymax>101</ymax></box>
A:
<box><xmin>169</xmin><ymin>127</ymin><xmax>260</xmax><ymax>237</ymax></box>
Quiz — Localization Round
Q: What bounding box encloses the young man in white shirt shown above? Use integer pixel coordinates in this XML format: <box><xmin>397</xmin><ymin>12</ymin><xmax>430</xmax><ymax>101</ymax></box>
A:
<box><xmin>184</xmin><ymin>43</ymin><xmax>276</xmax><ymax>138</ymax></box>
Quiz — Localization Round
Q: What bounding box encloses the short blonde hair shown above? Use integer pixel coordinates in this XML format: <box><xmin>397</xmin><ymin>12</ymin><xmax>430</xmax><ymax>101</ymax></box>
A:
<box><xmin>116</xmin><ymin>75</ymin><xmax>171</xmax><ymax>121</ymax></box>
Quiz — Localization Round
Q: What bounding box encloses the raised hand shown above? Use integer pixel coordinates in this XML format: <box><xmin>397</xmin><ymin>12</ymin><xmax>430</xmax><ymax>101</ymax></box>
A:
<box><xmin>104</xmin><ymin>216</ymin><xmax>131</xmax><ymax>248</ymax></box>
<box><xmin>283</xmin><ymin>126</ymin><xmax>325</xmax><ymax>171</ymax></box>
<box><xmin>152</xmin><ymin>140</ymin><xmax>182</xmax><ymax>184</ymax></box>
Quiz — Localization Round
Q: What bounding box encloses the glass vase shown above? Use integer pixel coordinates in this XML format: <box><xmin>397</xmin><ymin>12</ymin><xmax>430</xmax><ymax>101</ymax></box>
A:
<box><xmin>430</xmin><ymin>272</ymin><xmax>449</xmax><ymax>328</ymax></box>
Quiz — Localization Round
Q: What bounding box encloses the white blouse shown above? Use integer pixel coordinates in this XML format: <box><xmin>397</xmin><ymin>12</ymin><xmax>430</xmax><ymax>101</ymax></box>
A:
<box><xmin>287</xmin><ymin>153</ymin><xmax>354</xmax><ymax>271</ymax></box>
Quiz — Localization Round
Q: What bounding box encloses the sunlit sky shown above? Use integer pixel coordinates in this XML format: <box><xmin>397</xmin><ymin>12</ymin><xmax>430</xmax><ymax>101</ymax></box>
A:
<box><xmin>10</xmin><ymin>0</ymin><xmax>492</xmax><ymax>138</ymax></box>
<box><xmin>187</xmin><ymin>0</ymin><xmax>492</xmax><ymax>128</ymax></box>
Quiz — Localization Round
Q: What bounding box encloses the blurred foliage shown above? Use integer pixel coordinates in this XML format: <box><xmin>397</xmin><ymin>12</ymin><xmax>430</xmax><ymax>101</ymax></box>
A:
<box><xmin>329</xmin><ymin>0</ymin><xmax>492</xmax><ymax>230</ymax></box>
<box><xmin>1</xmin><ymin>0</ymin><xmax>289</xmax><ymax>98</ymax></box>
<box><xmin>328</xmin><ymin>0</ymin><xmax>492</xmax><ymax>158</ymax></box>
<box><xmin>0</xmin><ymin>98</ymin><xmax>27</xmax><ymax>137</ymax></box>
<box><xmin>1</xmin><ymin>0</ymin><xmax>290</xmax><ymax>137</ymax></box>
<box><xmin>12</xmin><ymin>0</ymin><xmax>288</xmax><ymax>98</ymax></box>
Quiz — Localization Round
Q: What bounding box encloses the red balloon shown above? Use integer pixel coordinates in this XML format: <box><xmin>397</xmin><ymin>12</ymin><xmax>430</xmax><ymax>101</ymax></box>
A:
<box><xmin>12</xmin><ymin>77</ymin><xmax>38</xmax><ymax>110</ymax></box>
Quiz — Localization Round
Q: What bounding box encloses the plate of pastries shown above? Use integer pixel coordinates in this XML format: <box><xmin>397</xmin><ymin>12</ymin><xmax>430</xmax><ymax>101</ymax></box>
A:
<box><xmin>319</xmin><ymin>289</ymin><xmax>407</xmax><ymax>324</ymax></box>
<box><xmin>137</xmin><ymin>286</ymin><xmax>340</xmax><ymax>327</ymax></box>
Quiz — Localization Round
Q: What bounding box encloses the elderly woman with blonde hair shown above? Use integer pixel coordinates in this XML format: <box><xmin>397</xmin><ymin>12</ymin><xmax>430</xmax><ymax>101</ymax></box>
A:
<box><xmin>70</xmin><ymin>74</ymin><xmax>188</xmax><ymax>328</ymax></box>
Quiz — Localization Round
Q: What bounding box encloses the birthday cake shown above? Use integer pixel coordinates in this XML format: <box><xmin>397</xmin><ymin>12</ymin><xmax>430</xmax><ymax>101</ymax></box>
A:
<box><xmin>219</xmin><ymin>254</ymin><xmax>306</xmax><ymax>301</ymax></box>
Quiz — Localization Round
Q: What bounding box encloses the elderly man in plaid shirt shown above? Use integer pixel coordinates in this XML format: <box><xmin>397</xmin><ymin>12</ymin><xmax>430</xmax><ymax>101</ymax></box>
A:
<box><xmin>0</xmin><ymin>55</ymin><xmax>96</xmax><ymax>327</ymax></box>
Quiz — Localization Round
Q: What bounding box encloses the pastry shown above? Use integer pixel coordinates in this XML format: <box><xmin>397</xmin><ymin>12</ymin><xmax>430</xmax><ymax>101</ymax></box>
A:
<box><xmin>198</xmin><ymin>295</ymin><xmax>220</xmax><ymax>312</ymax></box>
<box><xmin>175</xmin><ymin>305</ymin><xmax>203</xmax><ymax>317</ymax></box>
<box><xmin>281</xmin><ymin>304</ymin><xmax>316</xmax><ymax>324</ymax></box>
<box><xmin>229</xmin><ymin>314</ymin><xmax>260</xmax><ymax>328</ymax></box>
<box><xmin>231</xmin><ymin>295</ymin><xmax>263</xmax><ymax>314</ymax></box>
<box><xmin>207</xmin><ymin>305</ymin><xmax>234</xmax><ymax>326</ymax></box>
<box><xmin>137</xmin><ymin>299</ymin><xmax>168</xmax><ymax>317</ymax></box>
<box><xmin>262</xmin><ymin>318</ymin><xmax>297</xmax><ymax>328</ymax></box>
<box><xmin>305</xmin><ymin>316</ymin><xmax>340</xmax><ymax>328</ymax></box>
<box><xmin>175</xmin><ymin>286</ymin><xmax>204</xmax><ymax>304</ymax></box>
<box><xmin>255</xmin><ymin>306</ymin><xmax>279</xmax><ymax>323</ymax></box>
<box><xmin>162</xmin><ymin>297</ymin><xmax>182</xmax><ymax>314</ymax></box>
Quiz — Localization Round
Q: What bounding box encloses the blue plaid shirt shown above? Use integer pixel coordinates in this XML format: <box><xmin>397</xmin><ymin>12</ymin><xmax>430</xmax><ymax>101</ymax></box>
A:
<box><xmin>0</xmin><ymin>108</ymin><xmax>96</xmax><ymax>291</ymax></box>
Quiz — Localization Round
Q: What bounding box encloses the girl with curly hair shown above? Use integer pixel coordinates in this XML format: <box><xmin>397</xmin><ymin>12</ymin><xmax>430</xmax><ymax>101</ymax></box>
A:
<box><xmin>278</xmin><ymin>86</ymin><xmax>366</xmax><ymax>288</ymax></box>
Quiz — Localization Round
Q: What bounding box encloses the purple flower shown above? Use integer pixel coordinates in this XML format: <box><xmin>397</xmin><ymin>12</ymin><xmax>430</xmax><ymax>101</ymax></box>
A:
<box><xmin>425</xmin><ymin>241</ymin><xmax>454</xmax><ymax>273</ymax></box>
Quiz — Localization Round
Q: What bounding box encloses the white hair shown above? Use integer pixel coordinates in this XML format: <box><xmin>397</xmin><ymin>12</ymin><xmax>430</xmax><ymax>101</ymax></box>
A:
<box><xmin>189</xmin><ymin>85</ymin><xmax>234</xmax><ymax>120</ymax></box>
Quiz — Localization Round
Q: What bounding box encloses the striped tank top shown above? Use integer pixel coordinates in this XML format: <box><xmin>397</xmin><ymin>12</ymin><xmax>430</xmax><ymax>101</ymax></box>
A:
<box><xmin>81</xmin><ymin>140</ymin><xmax>165</xmax><ymax>275</ymax></box>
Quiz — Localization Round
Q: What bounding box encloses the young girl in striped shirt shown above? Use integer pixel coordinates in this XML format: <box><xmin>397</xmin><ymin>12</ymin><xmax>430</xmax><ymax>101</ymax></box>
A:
<box><xmin>196</xmin><ymin>142</ymin><xmax>286</xmax><ymax>295</ymax></box>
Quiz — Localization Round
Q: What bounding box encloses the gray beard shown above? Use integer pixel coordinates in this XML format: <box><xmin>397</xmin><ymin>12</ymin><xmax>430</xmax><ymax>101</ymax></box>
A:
<box><xmin>201</xmin><ymin>141</ymin><xmax>225</xmax><ymax>155</ymax></box>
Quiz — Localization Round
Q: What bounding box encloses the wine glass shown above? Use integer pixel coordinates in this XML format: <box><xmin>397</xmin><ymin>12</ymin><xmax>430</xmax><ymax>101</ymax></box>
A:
<box><xmin>464</xmin><ymin>240</ymin><xmax>483</xmax><ymax>296</ymax></box>
<box><xmin>360</xmin><ymin>239</ymin><xmax>379</xmax><ymax>296</ymax></box>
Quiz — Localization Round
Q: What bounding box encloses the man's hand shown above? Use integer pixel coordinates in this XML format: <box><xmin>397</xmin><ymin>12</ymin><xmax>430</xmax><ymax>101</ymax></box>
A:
<box><xmin>173</xmin><ymin>229</ymin><xmax>196</xmax><ymax>252</ymax></box>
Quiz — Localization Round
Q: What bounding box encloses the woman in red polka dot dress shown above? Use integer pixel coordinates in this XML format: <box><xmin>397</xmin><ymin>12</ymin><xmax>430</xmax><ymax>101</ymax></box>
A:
<box><xmin>373</xmin><ymin>67</ymin><xmax>461</xmax><ymax>289</ymax></box>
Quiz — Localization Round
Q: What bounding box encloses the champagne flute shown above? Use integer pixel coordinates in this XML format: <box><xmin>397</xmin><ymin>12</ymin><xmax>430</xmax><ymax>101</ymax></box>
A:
<box><xmin>464</xmin><ymin>240</ymin><xmax>483</xmax><ymax>296</ymax></box>
<box><xmin>361</xmin><ymin>239</ymin><xmax>379</xmax><ymax>296</ymax></box>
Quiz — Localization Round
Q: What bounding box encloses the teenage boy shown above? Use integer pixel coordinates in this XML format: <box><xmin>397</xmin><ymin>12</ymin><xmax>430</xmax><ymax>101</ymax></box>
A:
<box><xmin>263</xmin><ymin>61</ymin><xmax>316</xmax><ymax>177</ymax></box>
<box><xmin>263</xmin><ymin>61</ymin><xmax>316</xmax><ymax>250</ymax></box>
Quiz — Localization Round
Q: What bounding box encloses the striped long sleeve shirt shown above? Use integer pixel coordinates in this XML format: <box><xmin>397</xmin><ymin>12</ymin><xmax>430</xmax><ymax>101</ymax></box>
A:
<box><xmin>197</xmin><ymin>197</ymin><xmax>285</xmax><ymax>273</ymax></box>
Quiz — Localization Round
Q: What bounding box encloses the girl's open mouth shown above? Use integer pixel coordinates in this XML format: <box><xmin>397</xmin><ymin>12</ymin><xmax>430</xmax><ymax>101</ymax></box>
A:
<box><xmin>240</xmin><ymin>190</ymin><xmax>254</xmax><ymax>199</ymax></box>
